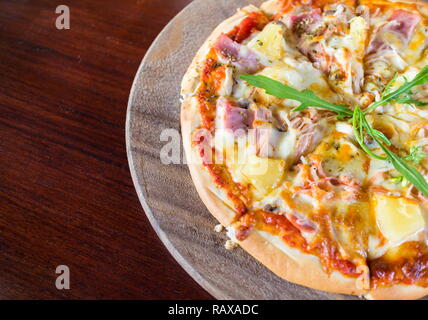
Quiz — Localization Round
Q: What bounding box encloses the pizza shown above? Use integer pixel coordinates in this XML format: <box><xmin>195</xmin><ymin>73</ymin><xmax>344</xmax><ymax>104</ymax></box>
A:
<box><xmin>180</xmin><ymin>0</ymin><xmax>428</xmax><ymax>299</ymax></box>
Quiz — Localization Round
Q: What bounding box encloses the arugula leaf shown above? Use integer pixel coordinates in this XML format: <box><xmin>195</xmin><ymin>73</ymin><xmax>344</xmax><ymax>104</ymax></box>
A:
<box><xmin>381</xmin><ymin>72</ymin><xmax>398</xmax><ymax>98</ymax></box>
<box><xmin>240</xmin><ymin>75</ymin><xmax>353</xmax><ymax>117</ymax></box>
<box><xmin>371</xmin><ymin>128</ymin><xmax>392</xmax><ymax>146</ymax></box>
<box><xmin>241</xmin><ymin>72</ymin><xmax>428</xmax><ymax>198</ymax></box>
<box><xmin>404</xmin><ymin>146</ymin><xmax>425</xmax><ymax>164</ymax></box>
<box><xmin>394</xmin><ymin>95</ymin><xmax>428</xmax><ymax>106</ymax></box>
<box><xmin>380</xmin><ymin>144</ymin><xmax>428</xmax><ymax>197</ymax></box>
<box><xmin>352</xmin><ymin>106</ymin><xmax>388</xmax><ymax>161</ymax></box>
<box><xmin>356</xmin><ymin>113</ymin><xmax>428</xmax><ymax>197</ymax></box>
<box><xmin>365</xmin><ymin>66</ymin><xmax>428</xmax><ymax>113</ymax></box>
<box><xmin>391</xmin><ymin>175</ymin><xmax>407</xmax><ymax>185</ymax></box>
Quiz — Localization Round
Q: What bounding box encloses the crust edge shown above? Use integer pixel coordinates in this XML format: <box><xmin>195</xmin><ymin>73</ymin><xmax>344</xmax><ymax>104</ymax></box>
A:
<box><xmin>367</xmin><ymin>285</ymin><xmax>428</xmax><ymax>300</ymax></box>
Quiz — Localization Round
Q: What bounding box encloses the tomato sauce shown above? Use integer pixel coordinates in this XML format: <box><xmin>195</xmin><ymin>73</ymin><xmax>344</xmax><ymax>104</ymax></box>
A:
<box><xmin>250</xmin><ymin>211</ymin><xmax>361</xmax><ymax>277</ymax></box>
<box><xmin>227</xmin><ymin>12</ymin><xmax>269</xmax><ymax>43</ymax></box>
<box><xmin>198</xmin><ymin>50</ymin><xmax>223</xmax><ymax>131</ymax></box>
<box><xmin>196</xmin><ymin>49</ymin><xmax>251</xmax><ymax>217</ymax></box>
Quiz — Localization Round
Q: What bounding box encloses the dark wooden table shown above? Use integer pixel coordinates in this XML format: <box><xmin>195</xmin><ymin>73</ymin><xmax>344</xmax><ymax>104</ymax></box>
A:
<box><xmin>0</xmin><ymin>0</ymin><xmax>212</xmax><ymax>299</ymax></box>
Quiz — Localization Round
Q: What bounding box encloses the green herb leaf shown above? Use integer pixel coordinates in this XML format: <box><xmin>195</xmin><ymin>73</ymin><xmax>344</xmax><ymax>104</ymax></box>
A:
<box><xmin>352</xmin><ymin>106</ymin><xmax>388</xmax><ymax>161</ymax></box>
<box><xmin>357</xmin><ymin>114</ymin><xmax>428</xmax><ymax>197</ymax></box>
<box><xmin>240</xmin><ymin>75</ymin><xmax>353</xmax><ymax>117</ymax></box>
<box><xmin>404</xmin><ymin>146</ymin><xmax>425</xmax><ymax>165</ymax></box>
<box><xmin>241</xmin><ymin>72</ymin><xmax>428</xmax><ymax>198</ymax></box>
<box><xmin>381</xmin><ymin>72</ymin><xmax>398</xmax><ymax>98</ymax></box>
<box><xmin>366</xmin><ymin>66</ymin><xmax>428</xmax><ymax>113</ymax></box>
<box><xmin>394</xmin><ymin>96</ymin><xmax>428</xmax><ymax>106</ymax></box>
<box><xmin>390</xmin><ymin>176</ymin><xmax>410</xmax><ymax>186</ymax></box>
<box><xmin>380</xmin><ymin>145</ymin><xmax>428</xmax><ymax>197</ymax></box>
<box><xmin>371</xmin><ymin>128</ymin><xmax>392</xmax><ymax>146</ymax></box>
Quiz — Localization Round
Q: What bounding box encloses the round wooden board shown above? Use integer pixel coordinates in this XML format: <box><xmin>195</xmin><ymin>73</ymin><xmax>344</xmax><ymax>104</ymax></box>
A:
<box><xmin>126</xmin><ymin>0</ymin><xmax>362</xmax><ymax>300</ymax></box>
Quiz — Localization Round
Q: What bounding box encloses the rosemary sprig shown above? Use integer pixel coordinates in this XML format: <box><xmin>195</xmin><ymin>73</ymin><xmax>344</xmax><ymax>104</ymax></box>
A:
<box><xmin>241</xmin><ymin>73</ymin><xmax>428</xmax><ymax>197</ymax></box>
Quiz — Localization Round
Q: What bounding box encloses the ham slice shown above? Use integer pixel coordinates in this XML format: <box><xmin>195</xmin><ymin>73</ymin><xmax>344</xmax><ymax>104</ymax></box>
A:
<box><xmin>289</xmin><ymin>9</ymin><xmax>323</xmax><ymax>36</ymax></box>
<box><xmin>286</xmin><ymin>212</ymin><xmax>317</xmax><ymax>233</ymax></box>
<box><xmin>364</xmin><ymin>10</ymin><xmax>420</xmax><ymax>92</ymax></box>
<box><xmin>213</xmin><ymin>34</ymin><xmax>262</xmax><ymax>73</ymax></box>
<box><xmin>215</xmin><ymin>97</ymin><xmax>254</xmax><ymax>136</ymax></box>
<box><xmin>367</xmin><ymin>10</ymin><xmax>420</xmax><ymax>53</ymax></box>
<box><xmin>291</xmin><ymin>117</ymin><xmax>327</xmax><ymax>162</ymax></box>
<box><xmin>254</xmin><ymin>107</ymin><xmax>273</xmax><ymax>123</ymax></box>
<box><xmin>386</xmin><ymin>10</ymin><xmax>420</xmax><ymax>44</ymax></box>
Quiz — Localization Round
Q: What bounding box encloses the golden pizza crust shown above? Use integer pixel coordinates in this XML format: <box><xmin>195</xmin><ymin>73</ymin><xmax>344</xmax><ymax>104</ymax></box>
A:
<box><xmin>181</xmin><ymin>97</ymin><xmax>237</xmax><ymax>227</ymax></box>
<box><xmin>180</xmin><ymin>0</ymin><xmax>428</xmax><ymax>299</ymax></box>
<box><xmin>367</xmin><ymin>285</ymin><xmax>428</xmax><ymax>300</ymax></box>
<box><xmin>240</xmin><ymin>230</ymin><xmax>368</xmax><ymax>295</ymax></box>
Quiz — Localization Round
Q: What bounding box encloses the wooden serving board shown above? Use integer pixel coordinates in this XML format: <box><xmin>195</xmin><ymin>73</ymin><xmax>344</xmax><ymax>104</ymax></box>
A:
<box><xmin>126</xmin><ymin>0</ymin><xmax>362</xmax><ymax>300</ymax></box>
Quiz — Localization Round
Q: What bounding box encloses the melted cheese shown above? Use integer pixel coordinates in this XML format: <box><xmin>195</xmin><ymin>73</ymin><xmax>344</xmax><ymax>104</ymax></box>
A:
<box><xmin>255</xmin><ymin>60</ymin><xmax>334</xmax><ymax>107</ymax></box>
<box><xmin>313</xmin><ymin>133</ymin><xmax>369</xmax><ymax>184</ymax></box>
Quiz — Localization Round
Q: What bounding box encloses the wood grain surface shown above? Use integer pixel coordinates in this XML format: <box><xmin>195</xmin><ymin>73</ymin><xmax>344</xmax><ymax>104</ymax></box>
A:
<box><xmin>127</xmin><ymin>0</ymin><xmax>363</xmax><ymax>300</ymax></box>
<box><xmin>0</xmin><ymin>0</ymin><xmax>214</xmax><ymax>299</ymax></box>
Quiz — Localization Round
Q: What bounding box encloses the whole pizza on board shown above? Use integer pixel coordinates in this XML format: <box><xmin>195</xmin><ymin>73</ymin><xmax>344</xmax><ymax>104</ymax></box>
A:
<box><xmin>181</xmin><ymin>0</ymin><xmax>428</xmax><ymax>299</ymax></box>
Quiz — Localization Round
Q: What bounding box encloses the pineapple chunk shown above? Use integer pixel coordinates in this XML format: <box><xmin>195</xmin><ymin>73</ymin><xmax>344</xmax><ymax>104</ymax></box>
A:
<box><xmin>247</xmin><ymin>23</ymin><xmax>285</xmax><ymax>61</ymax></box>
<box><xmin>372</xmin><ymin>194</ymin><xmax>425</xmax><ymax>246</ymax></box>
<box><xmin>348</xmin><ymin>16</ymin><xmax>368</xmax><ymax>55</ymax></box>
<box><xmin>240</xmin><ymin>154</ymin><xmax>285</xmax><ymax>194</ymax></box>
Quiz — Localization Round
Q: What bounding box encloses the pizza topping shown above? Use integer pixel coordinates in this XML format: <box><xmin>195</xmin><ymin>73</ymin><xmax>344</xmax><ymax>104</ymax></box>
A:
<box><xmin>364</xmin><ymin>10</ymin><xmax>421</xmax><ymax>94</ymax></box>
<box><xmin>247</xmin><ymin>22</ymin><xmax>287</xmax><ymax>61</ymax></box>
<box><xmin>227</xmin><ymin>11</ymin><xmax>270</xmax><ymax>43</ymax></box>
<box><xmin>215</xmin><ymin>97</ymin><xmax>254</xmax><ymax>136</ymax></box>
<box><xmin>289</xmin><ymin>9</ymin><xmax>323</xmax><ymax>37</ymax></box>
<box><xmin>386</xmin><ymin>10</ymin><xmax>420</xmax><ymax>44</ymax></box>
<box><xmin>291</xmin><ymin>116</ymin><xmax>328</xmax><ymax>162</ymax></box>
<box><xmin>189</xmin><ymin>1</ymin><xmax>428</xmax><ymax>291</ymax></box>
<box><xmin>285</xmin><ymin>3</ymin><xmax>368</xmax><ymax>100</ymax></box>
<box><xmin>369</xmin><ymin>194</ymin><xmax>425</xmax><ymax>259</ymax></box>
<box><xmin>370</xmin><ymin>242</ymin><xmax>428</xmax><ymax>288</ymax></box>
<box><xmin>239</xmin><ymin>155</ymin><xmax>286</xmax><ymax>195</ymax></box>
<box><xmin>242</xmin><ymin>69</ymin><xmax>428</xmax><ymax>198</ymax></box>
<box><xmin>214</xmin><ymin>34</ymin><xmax>262</xmax><ymax>73</ymax></box>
